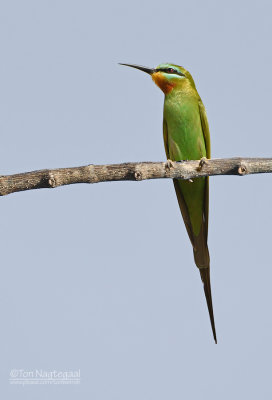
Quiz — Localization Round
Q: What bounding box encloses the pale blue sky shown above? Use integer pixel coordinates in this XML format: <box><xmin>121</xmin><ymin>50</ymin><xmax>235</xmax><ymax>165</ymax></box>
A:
<box><xmin>1</xmin><ymin>0</ymin><xmax>272</xmax><ymax>398</ymax></box>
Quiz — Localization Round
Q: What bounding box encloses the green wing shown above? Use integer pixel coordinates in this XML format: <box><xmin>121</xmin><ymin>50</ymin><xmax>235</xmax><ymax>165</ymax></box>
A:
<box><xmin>198</xmin><ymin>99</ymin><xmax>211</xmax><ymax>158</ymax></box>
<box><xmin>163</xmin><ymin>119</ymin><xmax>195</xmax><ymax>245</ymax></box>
<box><xmin>198</xmin><ymin>99</ymin><xmax>211</xmax><ymax>240</ymax></box>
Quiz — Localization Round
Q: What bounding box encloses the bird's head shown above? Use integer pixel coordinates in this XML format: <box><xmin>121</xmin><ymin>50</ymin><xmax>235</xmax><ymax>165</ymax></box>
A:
<box><xmin>119</xmin><ymin>63</ymin><xmax>196</xmax><ymax>94</ymax></box>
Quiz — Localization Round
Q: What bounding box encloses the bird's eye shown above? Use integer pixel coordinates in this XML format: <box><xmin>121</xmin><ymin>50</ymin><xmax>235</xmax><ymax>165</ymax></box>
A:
<box><xmin>167</xmin><ymin>68</ymin><xmax>175</xmax><ymax>73</ymax></box>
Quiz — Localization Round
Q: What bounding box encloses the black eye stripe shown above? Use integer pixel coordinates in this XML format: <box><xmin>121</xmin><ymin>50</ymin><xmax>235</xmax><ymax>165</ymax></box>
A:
<box><xmin>155</xmin><ymin>68</ymin><xmax>185</xmax><ymax>77</ymax></box>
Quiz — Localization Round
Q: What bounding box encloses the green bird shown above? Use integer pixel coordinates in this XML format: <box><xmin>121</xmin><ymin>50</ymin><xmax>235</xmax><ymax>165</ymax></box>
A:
<box><xmin>120</xmin><ymin>63</ymin><xmax>217</xmax><ymax>343</ymax></box>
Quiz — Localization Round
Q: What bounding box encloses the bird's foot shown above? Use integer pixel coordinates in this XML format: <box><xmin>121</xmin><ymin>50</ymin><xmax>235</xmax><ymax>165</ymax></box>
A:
<box><xmin>165</xmin><ymin>159</ymin><xmax>175</xmax><ymax>170</ymax></box>
<box><xmin>198</xmin><ymin>157</ymin><xmax>207</xmax><ymax>171</ymax></box>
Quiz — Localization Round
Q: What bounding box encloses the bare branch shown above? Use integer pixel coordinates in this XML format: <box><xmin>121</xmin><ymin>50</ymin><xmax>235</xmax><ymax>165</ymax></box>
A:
<box><xmin>0</xmin><ymin>157</ymin><xmax>272</xmax><ymax>196</ymax></box>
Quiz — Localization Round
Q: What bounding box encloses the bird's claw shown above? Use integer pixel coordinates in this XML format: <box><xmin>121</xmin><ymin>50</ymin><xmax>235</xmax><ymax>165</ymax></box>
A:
<box><xmin>165</xmin><ymin>159</ymin><xmax>175</xmax><ymax>170</ymax></box>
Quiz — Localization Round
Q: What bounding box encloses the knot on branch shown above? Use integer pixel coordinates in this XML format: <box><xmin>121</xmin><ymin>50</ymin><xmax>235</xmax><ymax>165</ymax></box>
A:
<box><xmin>134</xmin><ymin>171</ymin><xmax>143</xmax><ymax>181</ymax></box>
<box><xmin>48</xmin><ymin>173</ymin><xmax>57</xmax><ymax>187</ymax></box>
<box><xmin>238</xmin><ymin>163</ymin><xmax>247</xmax><ymax>175</ymax></box>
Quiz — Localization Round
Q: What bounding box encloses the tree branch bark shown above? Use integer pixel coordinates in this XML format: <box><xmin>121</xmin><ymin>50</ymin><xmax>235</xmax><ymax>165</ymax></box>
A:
<box><xmin>0</xmin><ymin>157</ymin><xmax>272</xmax><ymax>196</ymax></box>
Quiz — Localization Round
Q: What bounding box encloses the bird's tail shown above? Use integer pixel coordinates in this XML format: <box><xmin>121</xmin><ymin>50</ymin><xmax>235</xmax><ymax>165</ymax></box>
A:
<box><xmin>199</xmin><ymin>267</ymin><xmax>217</xmax><ymax>343</ymax></box>
<box><xmin>192</xmin><ymin>229</ymin><xmax>217</xmax><ymax>343</ymax></box>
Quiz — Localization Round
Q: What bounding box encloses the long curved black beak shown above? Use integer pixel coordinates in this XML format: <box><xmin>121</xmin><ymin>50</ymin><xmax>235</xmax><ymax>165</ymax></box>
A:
<box><xmin>119</xmin><ymin>63</ymin><xmax>154</xmax><ymax>75</ymax></box>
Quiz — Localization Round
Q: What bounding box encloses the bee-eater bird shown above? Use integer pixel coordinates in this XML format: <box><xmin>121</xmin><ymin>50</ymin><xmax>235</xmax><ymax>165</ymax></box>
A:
<box><xmin>120</xmin><ymin>63</ymin><xmax>217</xmax><ymax>343</ymax></box>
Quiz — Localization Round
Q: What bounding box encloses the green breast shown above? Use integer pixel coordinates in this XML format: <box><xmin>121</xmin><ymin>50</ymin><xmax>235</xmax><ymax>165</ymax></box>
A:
<box><xmin>164</xmin><ymin>92</ymin><xmax>206</xmax><ymax>161</ymax></box>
